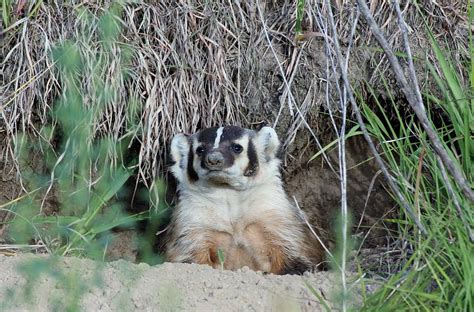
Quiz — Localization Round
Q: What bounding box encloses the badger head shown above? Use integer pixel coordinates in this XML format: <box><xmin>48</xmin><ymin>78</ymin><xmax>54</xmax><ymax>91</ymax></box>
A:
<box><xmin>170</xmin><ymin>126</ymin><xmax>281</xmax><ymax>190</ymax></box>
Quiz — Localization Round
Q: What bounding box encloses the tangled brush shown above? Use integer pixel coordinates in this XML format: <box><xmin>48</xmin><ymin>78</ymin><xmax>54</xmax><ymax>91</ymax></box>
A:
<box><xmin>0</xmin><ymin>0</ymin><xmax>469</xmax><ymax>182</ymax></box>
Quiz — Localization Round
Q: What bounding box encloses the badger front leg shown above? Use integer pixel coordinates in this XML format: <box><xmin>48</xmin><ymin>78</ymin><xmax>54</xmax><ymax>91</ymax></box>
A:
<box><xmin>165</xmin><ymin>229</ymin><xmax>214</xmax><ymax>266</ymax></box>
<box><xmin>165</xmin><ymin>230</ymin><xmax>248</xmax><ymax>269</ymax></box>
<box><xmin>166</xmin><ymin>228</ymin><xmax>288</xmax><ymax>274</ymax></box>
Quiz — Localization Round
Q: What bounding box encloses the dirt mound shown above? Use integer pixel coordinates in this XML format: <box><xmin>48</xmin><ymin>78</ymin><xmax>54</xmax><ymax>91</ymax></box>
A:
<box><xmin>0</xmin><ymin>254</ymin><xmax>355</xmax><ymax>311</ymax></box>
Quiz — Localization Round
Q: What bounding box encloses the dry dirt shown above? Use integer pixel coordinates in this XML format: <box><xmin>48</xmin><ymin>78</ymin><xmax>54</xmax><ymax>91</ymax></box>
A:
<box><xmin>0</xmin><ymin>253</ymin><xmax>362</xmax><ymax>311</ymax></box>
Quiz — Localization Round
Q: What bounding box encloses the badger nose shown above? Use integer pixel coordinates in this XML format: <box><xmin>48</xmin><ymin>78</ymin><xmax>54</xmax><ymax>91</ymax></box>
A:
<box><xmin>205</xmin><ymin>152</ymin><xmax>224</xmax><ymax>170</ymax></box>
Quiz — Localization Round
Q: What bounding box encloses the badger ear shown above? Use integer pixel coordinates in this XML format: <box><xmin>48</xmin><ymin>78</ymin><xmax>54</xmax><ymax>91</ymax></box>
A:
<box><xmin>255</xmin><ymin>126</ymin><xmax>280</xmax><ymax>159</ymax></box>
<box><xmin>170</xmin><ymin>133</ymin><xmax>190</xmax><ymax>171</ymax></box>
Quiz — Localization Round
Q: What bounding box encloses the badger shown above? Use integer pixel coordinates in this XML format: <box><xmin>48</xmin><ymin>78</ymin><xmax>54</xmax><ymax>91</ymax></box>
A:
<box><xmin>165</xmin><ymin>125</ymin><xmax>323</xmax><ymax>274</ymax></box>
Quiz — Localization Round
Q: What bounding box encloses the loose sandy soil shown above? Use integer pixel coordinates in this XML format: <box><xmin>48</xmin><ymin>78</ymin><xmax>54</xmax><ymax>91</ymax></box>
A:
<box><xmin>0</xmin><ymin>254</ymin><xmax>352</xmax><ymax>311</ymax></box>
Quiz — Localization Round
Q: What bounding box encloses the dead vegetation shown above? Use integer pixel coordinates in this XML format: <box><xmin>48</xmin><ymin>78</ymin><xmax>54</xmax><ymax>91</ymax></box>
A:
<box><xmin>1</xmin><ymin>1</ymin><xmax>469</xmax><ymax>181</ymax></box>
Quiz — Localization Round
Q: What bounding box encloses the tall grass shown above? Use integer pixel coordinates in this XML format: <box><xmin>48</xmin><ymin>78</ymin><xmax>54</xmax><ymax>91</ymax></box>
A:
<box><xmin>4</xmin><ymin>6</ymin><xmax>154</xmax><ymax>259</ymax></box>
<box><xmin>1</xmin><ymin>0</ymin><xmax>12</xmax><ymax>28</ymax></box>
<box><xmin>359</xmin><ymin>24</ymin><xmax>473</xmax><ymax>309</ymax></box>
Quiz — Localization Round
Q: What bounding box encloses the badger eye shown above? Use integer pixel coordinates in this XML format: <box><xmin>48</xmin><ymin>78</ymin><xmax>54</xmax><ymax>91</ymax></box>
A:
<box><xmin>196</xmin><ymin>146</ymin><xmax>205</xmax><ymax>155</ymax></box>
<box><xmin>231</xmin><ymin>143</ymin><xmax>243</xmax><ymax>154</ymax></box>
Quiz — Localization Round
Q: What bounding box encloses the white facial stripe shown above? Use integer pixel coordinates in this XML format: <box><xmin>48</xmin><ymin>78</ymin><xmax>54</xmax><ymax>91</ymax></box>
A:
<box><xmin>213</xmin><ymin>127</ymin><xmax>224</xmax><ymax>149</ymax></box>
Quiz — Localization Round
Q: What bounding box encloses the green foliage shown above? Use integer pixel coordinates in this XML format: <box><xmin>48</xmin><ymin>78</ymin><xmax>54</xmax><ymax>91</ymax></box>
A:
<box><xmin>0</xmin><ymin>0</ymin><xmax>43</xmax><ymax>29</ymax></box>
<box><xmin>295</xmin><ymin>0</ymin><xmax>306</xmax><ymax>36</ymax></box>
<box><xmin>5</xmin><ymin>7</ymin><xmax>155</xmax><ymax>259</ymax></box>
<box><xmin>308</xmin><ymin>125</ymin><xmax>362</xmax><ymax>163</ymax></box>
<box><xmin>217</xmin><ymin>248</ymin><xmax>225</xmax><ymax>270</ymax></box>
<box><xmin>303</xmin><ymin>279</ymin><xmax>332</xmax><ymax>312</ymax></box>
<box><xmin>1</xmin><ymin>0</ymin><xmax>12</xmax><ymax>28</ymax></box>
<box><xmin>426</xmin><ymin>32</ymin><xmax>473</xmax><ymax>179</ymax></box>
<box><xmin>359</xmin><ymin>26</ymin><xmax>474</xmax><ymax>309</ymax></box>
<box><xmin>327</xmin><ymin>211</ymin><xmax>357</xmax><ymax>311</ymax></box>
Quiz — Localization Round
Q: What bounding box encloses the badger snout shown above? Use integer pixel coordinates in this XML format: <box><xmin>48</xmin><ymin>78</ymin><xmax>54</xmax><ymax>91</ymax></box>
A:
<box><xmin>205</xmin><ymin>152</ymin><xmax>225</xmax><ymax>170</ymax></box>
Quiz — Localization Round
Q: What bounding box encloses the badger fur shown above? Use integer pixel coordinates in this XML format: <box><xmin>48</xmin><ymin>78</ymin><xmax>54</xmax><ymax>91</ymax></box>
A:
<box><xmin>166</xmin><ymin>125</ymin><xmax>323</xmax><ymax>274</ymax></box>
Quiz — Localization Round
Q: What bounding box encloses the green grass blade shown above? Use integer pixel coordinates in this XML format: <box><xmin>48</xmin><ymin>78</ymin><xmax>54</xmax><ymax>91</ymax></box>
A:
<box><xmin>308</xmin><ymin>125</ymin><xmax>362</xmax><ymax>162</ymax></box>
<box><xmin>89</xmin><ymin>211</ymin><xmax>149</xmax><ymax>234</ymax></box>
<box><xmin>303</xmin><ymin>279</ymin><xmax>332</xmax><ymax>312</ymax></box>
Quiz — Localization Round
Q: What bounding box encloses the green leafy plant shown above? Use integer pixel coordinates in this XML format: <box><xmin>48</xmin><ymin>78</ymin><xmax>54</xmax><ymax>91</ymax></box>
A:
<box><xmin>1</xmin><ymin>0</ymin><xmax>12</xmax><ymax>28</ymax></box>
<box><xmin>6</xmin><ymin>8</ymin><xmax>150</xmax><ymax>259</ymax></box>
<box><xmin>426</xmin><ymin>33</ymin><xmax>473</xmax><ymax>181</ymax></box>
<box><xmin>0</xmin><ymin>0</ymin><xmax>43</xmax><ymax>29</ymax></box>
<box><xmin>217</xmin><ymin>248</ymin><xmax>225</xmax><ymax>270</ymax></box>
<box><xmin>359</xmin><ymin>38</ymin><xmax>473</xmax><ymax>308</ymax></box>
<box><xmin>295</xmin><ymin>0</ymin><xmax>306</xmax><ymax>37</ymax></box>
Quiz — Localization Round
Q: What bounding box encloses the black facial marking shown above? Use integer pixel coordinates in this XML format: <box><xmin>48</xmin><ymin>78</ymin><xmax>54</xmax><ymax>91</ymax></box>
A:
<box><xmin>220</xmin><ymin>126</ymin><xmax>245</xmax><ymax>142</ymax></box>
<box><xmin>244</xmin><ymin>140</ymin><xmax>259</xmax><ymax>177</ymax></box>
<box><xmin>196</xmin><ymin>126</ymin><xmax>247</xmax><ymax>171</ymax></box>
<box><xmin>221</xmin><ymin>149</ymin><xmax>236</xmax><ymax>168</ymax></box>
<box><xmin>215</xmin><ymin>126</ymin><xmax>245</xmax><ymax>169</ymax></box>
<box><xmin>197</xmin><ymin>127</ymin><xmax>219</xmax><ymax>145</ymax></box>
<box><xmin>187</xmin><ymin>143</ymin><xmax>199</xmax><ymax>182</ymax></box>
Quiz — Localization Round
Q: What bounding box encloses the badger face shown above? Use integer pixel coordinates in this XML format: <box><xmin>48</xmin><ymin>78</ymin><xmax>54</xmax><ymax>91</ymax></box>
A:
<box><xmin>170</xmin><ymin>126</ymin><xmax>280</xmax><ymax>190</ymax></box>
